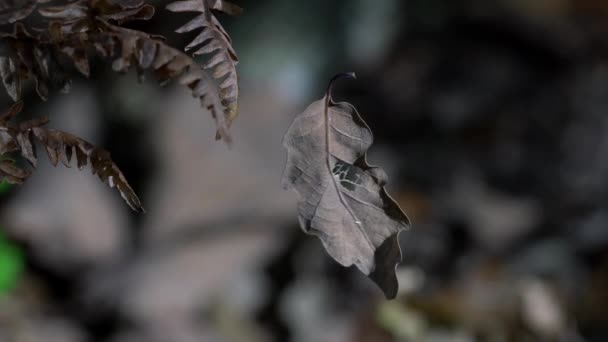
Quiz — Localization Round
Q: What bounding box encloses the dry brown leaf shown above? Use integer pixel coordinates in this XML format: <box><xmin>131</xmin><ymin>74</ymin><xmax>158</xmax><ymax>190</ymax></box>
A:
<box><xmin>282</xmin><ymin>73</ymin><xmax>411</xmax><ymax>299</ymax></box>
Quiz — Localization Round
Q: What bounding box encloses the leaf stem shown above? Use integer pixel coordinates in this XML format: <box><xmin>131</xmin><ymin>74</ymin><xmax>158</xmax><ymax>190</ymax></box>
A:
<box><xmin>326</xmin><ymin>72</ymin><xmax>356</xmax><ymax>105</ymax></box>
<box><xmin>323</xmin><ymin>72</ymin><xmax>362</xmax><ymax>226</ymax></box>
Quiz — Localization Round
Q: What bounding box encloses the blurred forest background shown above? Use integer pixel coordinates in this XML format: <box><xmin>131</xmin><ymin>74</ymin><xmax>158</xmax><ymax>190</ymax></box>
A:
<box><xmin>1</xmin><ymin>0</ymin><xmax>608</xmax><ymax>341</ymax></box>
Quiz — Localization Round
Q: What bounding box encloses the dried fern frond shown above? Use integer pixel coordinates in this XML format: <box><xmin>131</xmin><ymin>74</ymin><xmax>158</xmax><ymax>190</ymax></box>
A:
<box><xmin>0</xmin><ymin>55</ymin><xmax>21</xmax><ymax>101</ymax></box>
<box><xmin>0</xmin><ymin>24</ymin><xmax>51</xmax><ymax>100</ymax></box>
<box><xmin>99</xmin><ymin>24</ymin><xmax>230</xmax><ymax>141</ymax></box>
<box><xmin>0</xmin><ymin>97</ymin><xmax>22</xmax><ymax>122</ymax></box>
<box><xmin>39</xmin><ymin>0</ymin><xmax>237</xmax><ymax>141</ymax></box>
<box><xmin>0</xmin><ymin>23</ymin><xmax>74</xmax><ymax>100</ymax></box>
<box><xmin>0</xmin><ymin>0</ymin><xmax>157</xmax><ymax>101</ymax></box>
<box><xmin>166</xmin><ymin>0</ymin><xmax>241</xmax><ymax>135</ymax></box>
<box><xmin>0</xmin><ymin>0</ymin><xmax>242</xmax><ymax>143</ymax></box>
<box><xmin>37</xmin><ymin>0</ymin><xmax>156</xmax><ymax>72</ymax></box>
<box><xmin>0</xmin><ymin>101</ymin><xmax>144</xmax><ymax>212</ymax></box>
<box><xmin>0</xmin><ymin>0</ymin><xmax>38</xmax><ymax>25</ymax></box>
<box><xmin>38</xmin><ymin>0</ymin><xmax>155</xmax><ymax>26</ymax></box>
<box><xmin>0</xmin><ymin>159</ymin><xmax>30</xmax><ymax>184</ymax></box>
<box><xmin>208</xmin><ymin>0</ymin><xmax>242</xmax><ymax>16</ymax></box>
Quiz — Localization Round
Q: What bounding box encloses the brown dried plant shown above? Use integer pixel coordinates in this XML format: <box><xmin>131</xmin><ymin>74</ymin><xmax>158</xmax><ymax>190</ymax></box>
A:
<box><xmin>282</xmin><ymin>73</ymin><xmax>411</xmax><ymax>298</ymax></box>
<box><xmin>0</xmin><ymin>101</ymin><xmax>143</xmax><ymax>211</ymax></box>
<box><xmin>0</xmin><ymin>2</ymin><xmax>414</xmax><ymax>297</ymax></box>
<box><xmin>0</xmin><ymin>0</ymin><xmax>242</xmax><ymax>210</ymax></box>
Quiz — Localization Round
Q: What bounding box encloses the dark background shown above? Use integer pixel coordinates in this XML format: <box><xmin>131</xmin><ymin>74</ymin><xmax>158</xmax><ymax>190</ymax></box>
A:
<box><xmin>1</xmin><ymin>0</ymin><xmax>608</xmax><ymax>341</ymax></box>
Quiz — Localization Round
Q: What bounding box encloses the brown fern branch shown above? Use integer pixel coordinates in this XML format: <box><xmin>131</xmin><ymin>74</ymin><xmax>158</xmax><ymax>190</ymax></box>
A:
<box><xmin>166</xmin><ymin>0</ymin><xmax>240</xmax><ymax>137</ymax></box>
<box><xmin>0</xmin><ymin>101</ymin><xmax>144</xmax><ymax>212</ymax></box>
<box><xmin>0</xmin><ymin>0</ymin><xmax>239</xmax><ymax>142</ymax></box>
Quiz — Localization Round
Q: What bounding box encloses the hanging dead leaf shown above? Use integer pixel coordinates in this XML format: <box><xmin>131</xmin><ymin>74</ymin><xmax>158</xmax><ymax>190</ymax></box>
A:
<box><xmin>282</xmin><ymin>73</ymin><xmax>411</xmax><ymax>299</ymax></box>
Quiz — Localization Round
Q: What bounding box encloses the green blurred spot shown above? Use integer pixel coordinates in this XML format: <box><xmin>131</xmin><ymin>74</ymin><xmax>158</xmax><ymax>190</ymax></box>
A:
<box><xmin>0</xmin><ymin>229</ymin><xmax>24</xmax><ymax>295</ymax></box>
<box><xmin>376</xmin><ymin>301</ymin><xmax>427</xmax><ymax>341</ymax></box>
<box><xmin>0</xmin><ymin>180</ymin><xmax>10</xmax><ymax>194</ymax></box>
